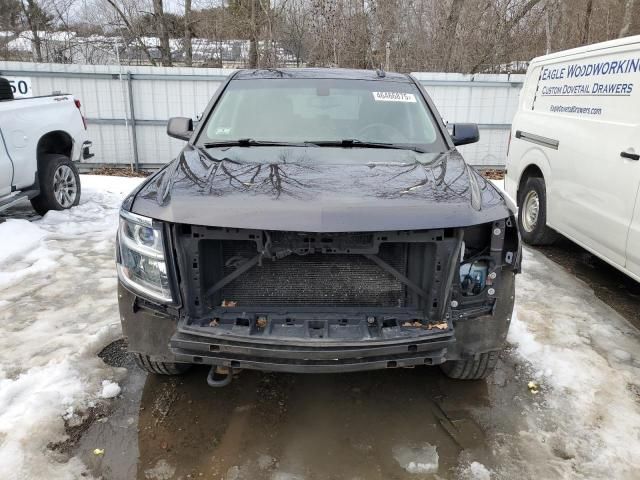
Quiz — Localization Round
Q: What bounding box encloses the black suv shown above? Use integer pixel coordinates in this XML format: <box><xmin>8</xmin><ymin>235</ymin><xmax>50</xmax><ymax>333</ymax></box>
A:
<box><xmin>116</xmin><ymin>68</ymin><xmax>520</xmax><ymax>385</ymax></box>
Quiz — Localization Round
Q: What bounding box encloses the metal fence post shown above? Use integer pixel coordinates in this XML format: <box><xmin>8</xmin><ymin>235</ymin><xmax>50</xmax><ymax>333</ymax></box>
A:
<box><xmin>126</xmin><ymin>71</ymin><xmax>140</xmax><ymax>171</ymax></box>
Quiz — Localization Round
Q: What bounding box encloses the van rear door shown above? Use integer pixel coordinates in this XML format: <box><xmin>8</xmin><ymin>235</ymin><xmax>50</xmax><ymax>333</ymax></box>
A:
<box><xmin>0</xmin><ymin>128</ymin><xmax>12</xmax><ymax>197</ymax></box>
<box><xmin>532</xmin><ymin>43</ymin><xmax>640</xmax><ymax>267</ymax></box>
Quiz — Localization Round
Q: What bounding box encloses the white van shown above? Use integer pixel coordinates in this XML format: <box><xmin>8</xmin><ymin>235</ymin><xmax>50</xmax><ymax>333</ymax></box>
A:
<box><xmin>506</xmin><ymin>35</ymin><xmax>640</xmax><ymax>282</ymax></box>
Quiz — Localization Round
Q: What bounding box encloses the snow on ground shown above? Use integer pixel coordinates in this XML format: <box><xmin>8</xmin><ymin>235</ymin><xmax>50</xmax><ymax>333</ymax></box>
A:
<box><xmin>457</xmin><ymin>461</ymin><xmax>492</xmax><ymax>480</ymax></box>
<box><xmin>497</xmin><ymin>248</ymin><xmax>640</xmax><ymax>479</ymax></box>
<box><xmin>0</xmin><ymin>175</ymin><xmax>142</xmax><ymax>480</ymax></box>
<box><xmin>485</xmin><ymin>176</ymin><xmax>640</xmax><ymax>479</ymax></box>
<box><xmin>392</xmin><ymin>443</ymin><xmax>439</xmax><ymax>474</ymax></box>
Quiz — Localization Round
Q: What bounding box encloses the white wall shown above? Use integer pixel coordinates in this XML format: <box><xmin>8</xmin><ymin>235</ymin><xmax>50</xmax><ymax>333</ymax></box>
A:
<box><xmin>0</xmin><ymin>61</ymin><xmax>524</xmax><ymax>168</ymax></box>
<box><xmin>412</xmin><ymin>72</ymin><xmax>525</xmax><ymax>166</ymax></box>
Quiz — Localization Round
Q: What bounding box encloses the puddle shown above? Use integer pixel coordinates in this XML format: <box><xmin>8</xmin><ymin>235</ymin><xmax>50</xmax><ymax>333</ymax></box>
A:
<box><xmin>75</xmin><ymin>361</ymin><xmax>496</xmax><ymax>479</ymax></box>
<box><xmin>75</xmin><ymin>352</ymin><xmax>146</xmax><ymax>479</ymax></box>
<box><xmin>392</xmin><ymin>443</ymin><xmax>439</xmax><ymax>474</ymax></box>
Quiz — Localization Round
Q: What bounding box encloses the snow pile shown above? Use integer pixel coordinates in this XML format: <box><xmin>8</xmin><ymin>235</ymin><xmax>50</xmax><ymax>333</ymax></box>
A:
<box><xmin>505</xmin><ymin>248</ymin><xmax>640</xmax><ymax>479</ymax></box>
<box><xmin>392</xmin><ymin>443</ymin><xmax>439</xmax><ymax>474</ymax></box>
<box><xmin>458</xmin><ymin>461</ymin><xmax>492</xmax><ymax>480</ymax></box>
<box><xmin>0</xmin><ymin>218</ymin><xmax>48</xmax><ymax>262</ymax></box>
<box><xmin>144</xmin><ymin>458</ymin><xmax>176</xmax><ymax>480</ymax></box>
<box><xmin>0</xmin><ymin>175</ymin><xmax>142</xmax><ymax>479</ymax></box>
<box><xmin>0</xmin><ymin>219</ymin><xmax>55</xmax><ymax>288</ymax></box>
<box><xmin>99</xmin><ymin>380</ymin><xmax>121</xmax><ymax>399</ymax></box>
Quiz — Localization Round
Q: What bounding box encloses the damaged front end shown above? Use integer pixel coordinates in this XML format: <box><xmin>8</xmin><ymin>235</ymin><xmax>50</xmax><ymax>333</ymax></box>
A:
<box><xmin>161</xmin><ymin>217</ymin><xmax>520</xmax><ymax>373</ymax></box>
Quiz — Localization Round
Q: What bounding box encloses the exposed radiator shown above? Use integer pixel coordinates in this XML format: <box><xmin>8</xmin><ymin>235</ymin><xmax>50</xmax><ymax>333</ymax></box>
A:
<box><xmin>218</xmin><ymin>241</ymin><xmax>408</xmax><ymax>307</ymax></box>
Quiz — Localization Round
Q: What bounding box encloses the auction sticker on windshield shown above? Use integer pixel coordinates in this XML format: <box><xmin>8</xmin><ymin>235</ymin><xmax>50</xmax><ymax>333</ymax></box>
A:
<box><xmin>372</xmin><ymin>92</ymin><xmax>417</xmax><ymax>102</ymax></box>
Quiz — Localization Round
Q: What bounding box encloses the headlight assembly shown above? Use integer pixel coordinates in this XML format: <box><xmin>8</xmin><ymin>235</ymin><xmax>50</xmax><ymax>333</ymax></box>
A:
<box><xmin>117</xmin><ymin>210</ymin><xmax>173</xmax><ymax>303</ymax></box>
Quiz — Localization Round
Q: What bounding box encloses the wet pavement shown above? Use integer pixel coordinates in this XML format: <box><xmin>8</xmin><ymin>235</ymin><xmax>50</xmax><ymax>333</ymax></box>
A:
<box><xmin>78</xmin><ymin>348</ymin><xmax>535</xmax><ymax>480</ymax></box>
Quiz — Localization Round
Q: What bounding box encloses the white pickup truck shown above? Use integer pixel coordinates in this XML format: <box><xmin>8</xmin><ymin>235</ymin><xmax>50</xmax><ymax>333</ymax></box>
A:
<box><xmin>0</xmin><ymin>77</ymin><xmax>92</xmax><ymax>214</ymax></box>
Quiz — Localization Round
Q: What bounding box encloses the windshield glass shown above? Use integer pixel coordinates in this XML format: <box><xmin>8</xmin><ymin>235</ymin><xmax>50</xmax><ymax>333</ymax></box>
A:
<box><xmin>198</xmin><ymin>78</ymin><xmax>445</xmax><ymax>151</ymax></box>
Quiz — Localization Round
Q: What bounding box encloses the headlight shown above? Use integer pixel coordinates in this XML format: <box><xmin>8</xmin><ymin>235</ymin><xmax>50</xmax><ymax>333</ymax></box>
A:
<box><xmin>117</xmin><ymin>210</ymin><xmax>173</xmax><ymax>303</ymax></box>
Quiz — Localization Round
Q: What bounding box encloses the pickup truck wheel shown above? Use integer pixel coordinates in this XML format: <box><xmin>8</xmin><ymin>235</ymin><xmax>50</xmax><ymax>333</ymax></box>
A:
<box><xmin>440</xmin><ymin>351</ymin><xmax>499</xmax><ymax>380</ymax></box>
<box><xmin>517</xmin><ymin>177</ymin><xmax>558</xmax><ymax>245</ymax></box>
<box><xmin>133</xmin><ymin>354</ymin><xmax>191</xmax><ymax>375</ymax></box>
<box><xmin>30</xmin><ymin>154</ymin><xmax>81</xmax><ymax>215</ymax></box>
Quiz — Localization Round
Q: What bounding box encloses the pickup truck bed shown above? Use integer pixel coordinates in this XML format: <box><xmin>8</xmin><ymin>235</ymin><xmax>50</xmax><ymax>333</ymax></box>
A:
<box><xmin>0</xmin><ymin>77</ymin><xmax>91</xmax><ymax>214</ymax></box>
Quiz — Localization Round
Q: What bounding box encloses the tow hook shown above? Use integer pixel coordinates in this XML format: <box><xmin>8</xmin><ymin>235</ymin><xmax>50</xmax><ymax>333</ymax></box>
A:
<box><xmin>207</xmin><ymin>366</ymin><xmax>234</xmax><ymax>388</ymax></box>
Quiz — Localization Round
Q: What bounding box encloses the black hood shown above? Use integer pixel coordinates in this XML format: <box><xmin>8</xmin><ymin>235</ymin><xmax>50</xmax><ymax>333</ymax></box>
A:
<box><xmin>130</xmin><ymin>146</ymin><xmax>512</xmax><ymax>232</ymax></box>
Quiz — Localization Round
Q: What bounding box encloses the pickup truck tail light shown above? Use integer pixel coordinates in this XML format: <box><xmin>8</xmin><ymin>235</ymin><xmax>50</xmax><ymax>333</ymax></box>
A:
<box><xmin>74</xmin><ymin>99</ymin><xmax>87</xmax><ymax>130</ymax></box>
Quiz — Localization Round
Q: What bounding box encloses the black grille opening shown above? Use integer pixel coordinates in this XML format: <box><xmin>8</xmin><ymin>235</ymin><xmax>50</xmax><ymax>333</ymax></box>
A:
<box><xmin>216</xmin><ymin>241</ymin><xmax>408</xmax><ymax>307</ymax></box>
<box><xmin>176</xmin><ymin>226</ymin><xmax>462</xmax><ymax>322</ymax></box>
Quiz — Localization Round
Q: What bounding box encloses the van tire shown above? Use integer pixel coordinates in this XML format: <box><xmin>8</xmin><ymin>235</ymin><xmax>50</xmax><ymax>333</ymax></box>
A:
<box><xmin>133</xmin><ymin>354</ymin><xmax>191</xmax><ymax>375</ymax></box>
<box><xmin>517</xmin><ymin>177</ymin><xmax>558</xmax><ymax>245</ymax></box>
<box><xmin>30</xmin><ymin>154</ymin><xmax>81</xmax><ymax>215</ymax></box>
<box><xmin>440</xmin><ymin>351</ymin><xmax>499</xmax><ymax>380</ymax></box>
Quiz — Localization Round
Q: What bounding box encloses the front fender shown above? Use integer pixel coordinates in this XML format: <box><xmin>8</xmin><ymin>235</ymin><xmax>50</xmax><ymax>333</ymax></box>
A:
<box><xmin>509</xmin><ymin>145</ymin><xmax>553</xmax><ymax>202</ymax></box>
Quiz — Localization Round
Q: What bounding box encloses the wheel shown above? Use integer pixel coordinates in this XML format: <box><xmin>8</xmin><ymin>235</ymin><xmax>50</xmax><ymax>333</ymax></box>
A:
<box><xmin>440</xmin><ymin>351</ymin><xmax>499</xmax><ymax>380</ymax></box>
<box><xmin>133</xmin><ymin>353</ymin><xmax>191</xmax><ymax>375</ymax></box>
<box><xmin>517</xmin><ymin>176</ymin><xmax>559</xmax><ymax>245</ymax></box>
<box><xmin>30</xmin><ymin>154</ymin><xmax>81</xmax><ymax>215</ymax></box>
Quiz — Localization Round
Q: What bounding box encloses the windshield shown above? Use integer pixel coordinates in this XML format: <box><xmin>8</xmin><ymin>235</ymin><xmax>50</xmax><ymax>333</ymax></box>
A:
<box><xmin>197</xmin><ymin>78</ymin><xmax>445</xmax><ymax>151</ymax></box>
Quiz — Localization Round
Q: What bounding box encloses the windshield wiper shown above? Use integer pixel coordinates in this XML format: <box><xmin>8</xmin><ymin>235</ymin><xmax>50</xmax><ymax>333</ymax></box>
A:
<box><xmin>203</xmin><ymin>138</ymin><xmax>426</xmax><ymax>153</ymax></box>
<box><xmin>308</xmin><ymin>139</ymin><xmax>426</xmax><ymax>153</ymax></box>
<box><xmin>203</xmin><ymin>139</ymin><xmax>314</xmax><ymax>148</ymax></box>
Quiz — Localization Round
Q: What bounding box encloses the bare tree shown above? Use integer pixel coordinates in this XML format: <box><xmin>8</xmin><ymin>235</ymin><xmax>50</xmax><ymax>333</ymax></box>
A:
<box><xmin>184</xmin><ymin>0</ymin><xmax>192</xmax><ymax>66</ymax></box>
<box><xmin>152</xmin><ymin>0</ymin><xmax>171</xmax><ymax>65</ymax></box>
<box><xmin>281</xmin><ymin>0</ymin><xmax>309</xmax><ymax>66</ymax></box>
<box><xmin>20</xmin><ymin>0</ymin><xmax>49</xmax><ymax>61</ymax></box>
<box><xmin>582</xmin><ymin>0</ymin><xmax>593</xmax><ymax>44</ymax></box>
<box><xmin>442</xmin><ymin>0</ymin><xmax>465</xmax><ymax>72</ymax></box>
<box><xmin>619</xmin><ymin>0</ymin><xmax>639</xmax><ymax>37</ymax></box>
<box><xmin>4</xmin><ymin>0</ymin><xmax>639</xmax><ymax>71</ymax></box>
<box><xmin>469</xmin><ymin>0</ymin><xmax>545</xmax><ymax>73</ymax></box>
<box><xmin>104</xmin><ymin>0</ymin><xmax>157</xmax><ymax>65</ymax></box>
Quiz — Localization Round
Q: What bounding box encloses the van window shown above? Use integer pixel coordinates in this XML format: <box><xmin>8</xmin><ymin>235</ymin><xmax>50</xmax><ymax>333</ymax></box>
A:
<box><xmin>521</xmin><ymin>66</ymin><xmax>540</xmax><ymax>110</ymax></box>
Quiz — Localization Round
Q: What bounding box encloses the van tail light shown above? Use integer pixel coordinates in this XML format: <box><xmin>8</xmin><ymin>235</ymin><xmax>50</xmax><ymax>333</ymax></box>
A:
<box><xmin>75</xmin><ymin>99</ymin><xmax>87</xmax><ymax>130</ymax></box>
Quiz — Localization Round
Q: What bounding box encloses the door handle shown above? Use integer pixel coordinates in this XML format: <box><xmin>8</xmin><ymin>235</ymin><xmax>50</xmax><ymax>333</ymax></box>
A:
<box><xmin>621</xmin><ymin>151</ymin><xmax>640</xmax><ymax>161</ymax></box>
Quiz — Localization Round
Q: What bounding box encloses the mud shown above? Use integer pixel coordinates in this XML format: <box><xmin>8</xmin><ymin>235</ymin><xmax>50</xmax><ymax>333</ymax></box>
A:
<box><xmin>73</xmin><ymin>347</ymin><xmax>542</xmax><ymax>480</ymax></box>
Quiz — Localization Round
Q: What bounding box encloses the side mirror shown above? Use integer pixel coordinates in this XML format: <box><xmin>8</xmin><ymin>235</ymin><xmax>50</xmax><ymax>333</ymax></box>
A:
<box><xmin>167</xmin><ymin>117</ymin><xmax>193</xmax><ymax>141</ymax></box>
<box><xmin>451</xmin><ymin>123</ymin><xmax>479</xmax><ymax>146</ymax></box>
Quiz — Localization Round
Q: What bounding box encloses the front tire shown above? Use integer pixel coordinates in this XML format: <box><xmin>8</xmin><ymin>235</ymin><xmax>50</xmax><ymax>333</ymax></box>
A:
<box><xmin>133</xmin><ymin>354</ymin><xmax>191</xmax><ymax>375</ymax></box>
<box><xmin>440</xmin><ymin>351</ymin><xmax>499</xmax><ymax>380</ymax></box>
<box><xmin>30</xmin><ymin>154</ymin><xmax>81</xmax><ymax>215</ymax></box>
<box><xmin>517</xmin><ymin>176</ymin><xmax>558</xmax><ymax>246</ymax></box>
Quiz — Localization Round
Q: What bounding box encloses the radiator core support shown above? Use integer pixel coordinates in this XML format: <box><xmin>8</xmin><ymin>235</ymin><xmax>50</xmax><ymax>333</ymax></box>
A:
<box><xmin>173</xmin><ymin>225</ymin><xmax>464</xmax><ymax>326</ymax></box>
